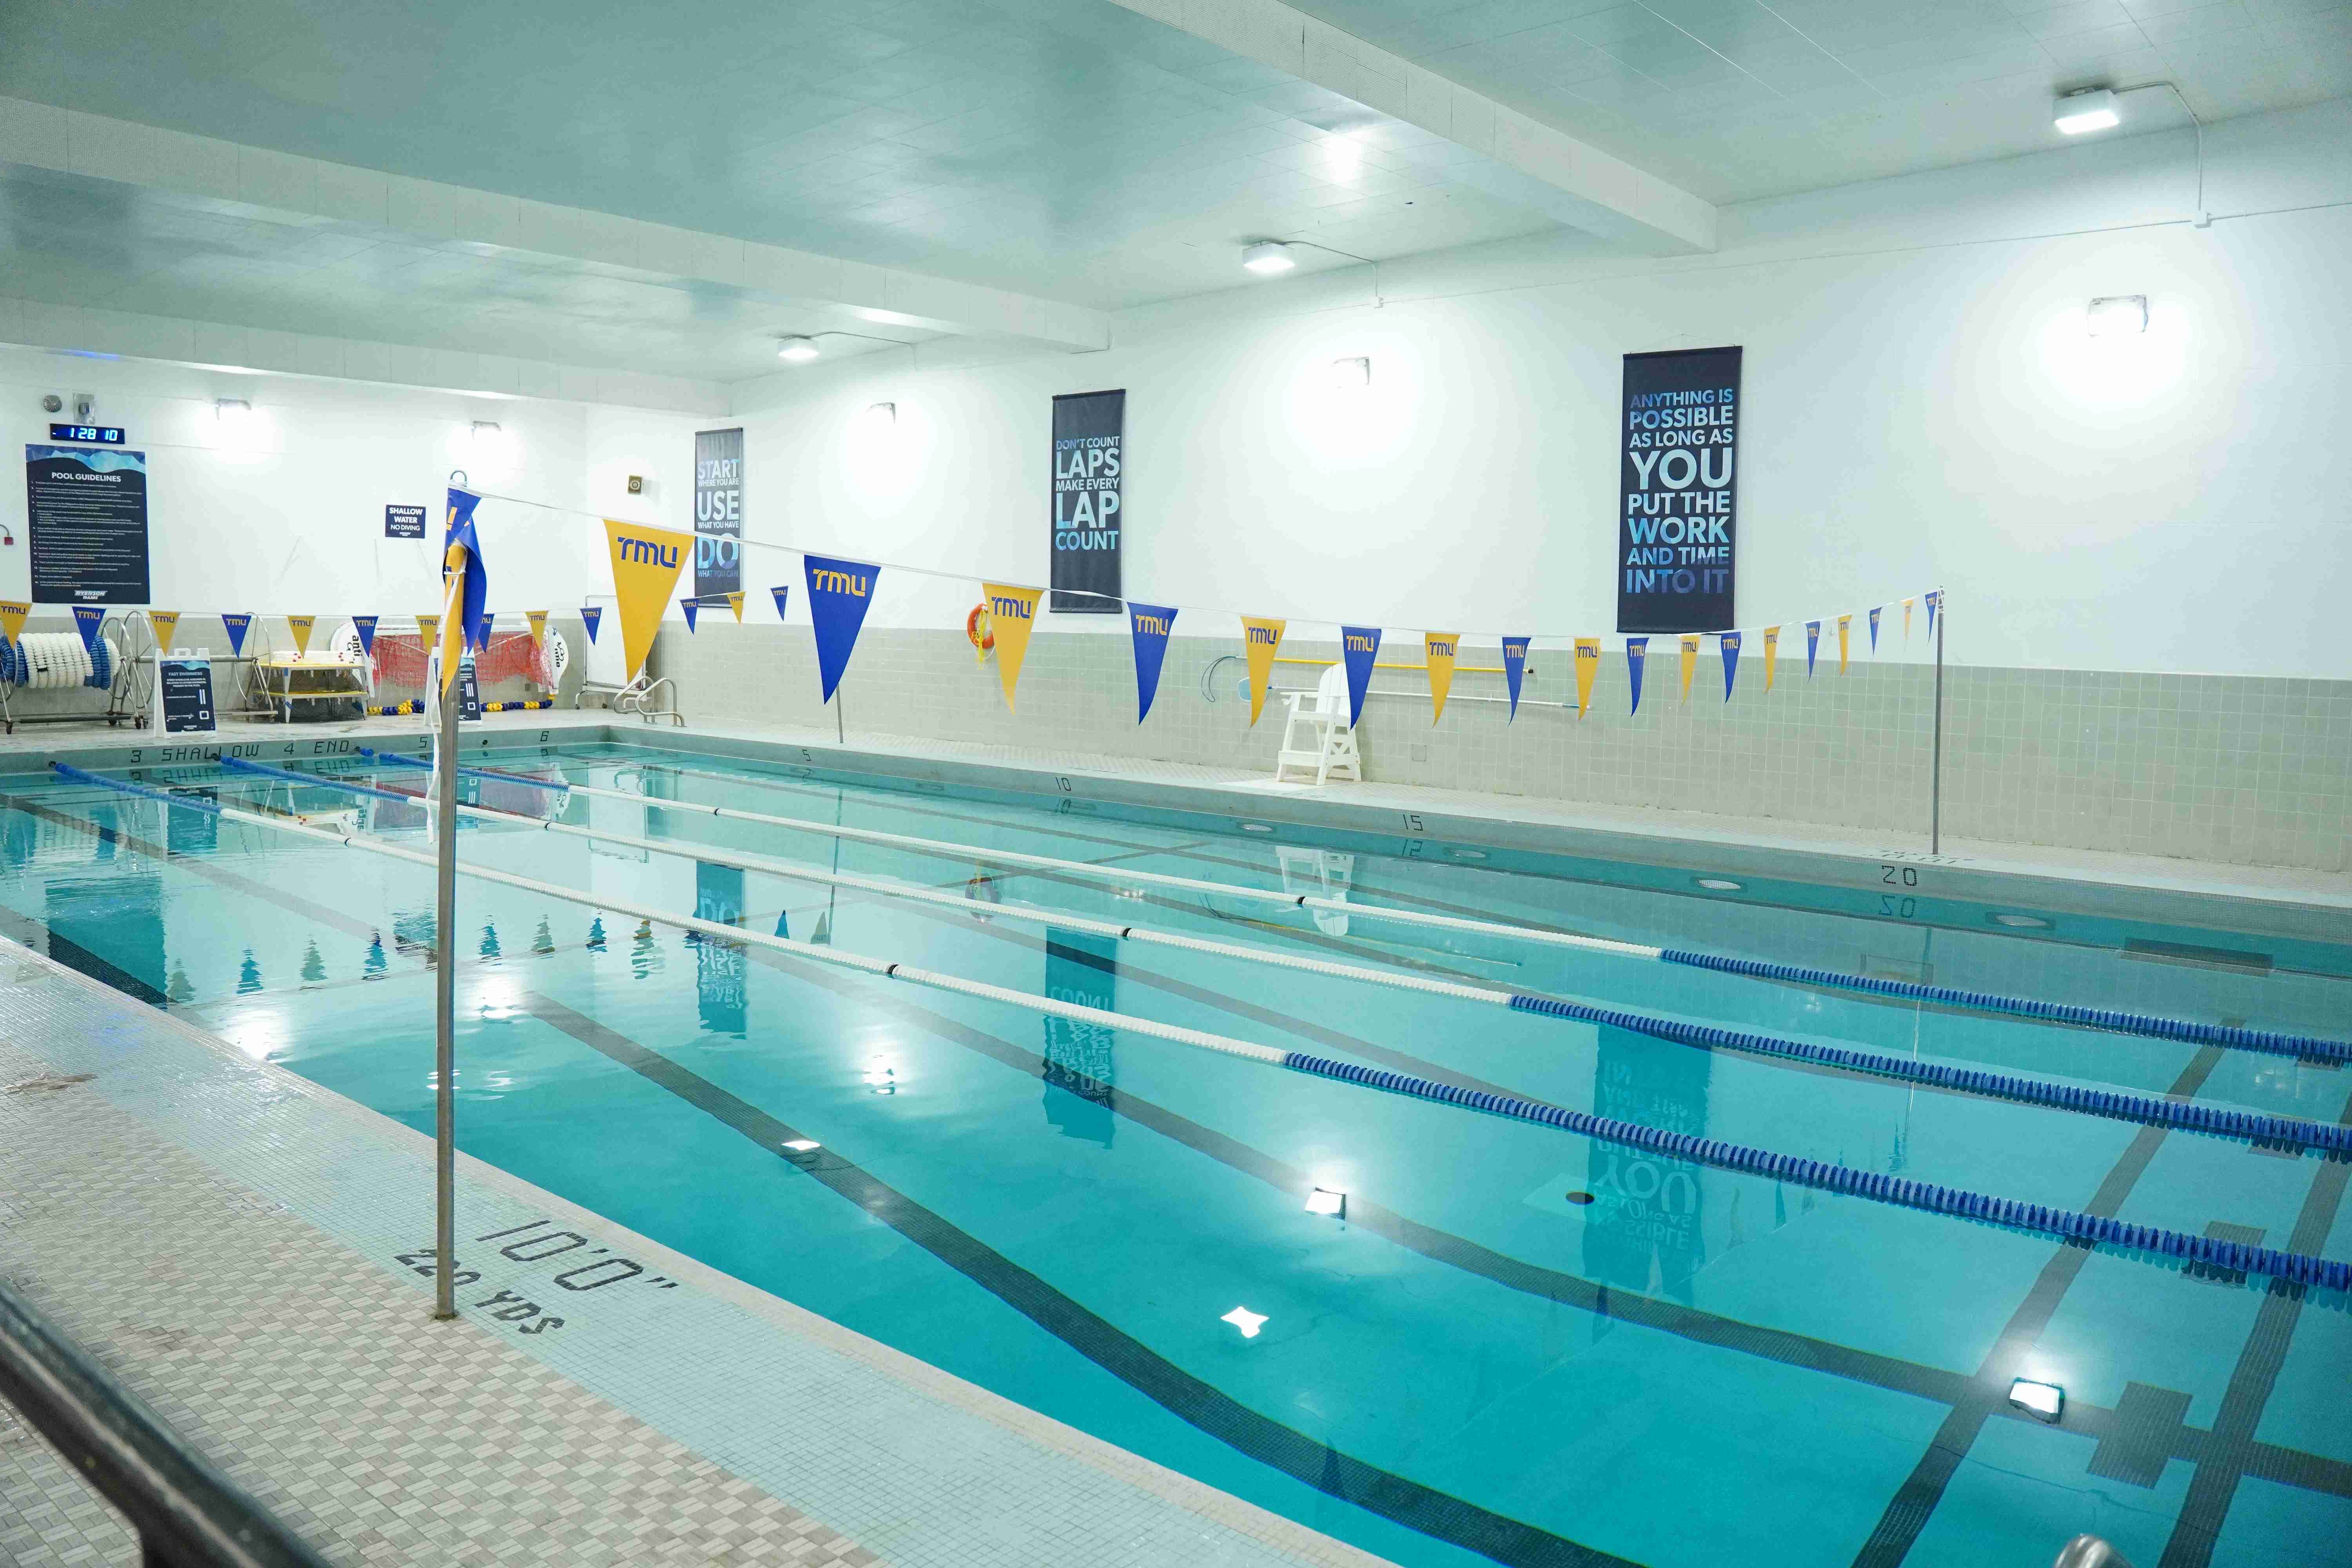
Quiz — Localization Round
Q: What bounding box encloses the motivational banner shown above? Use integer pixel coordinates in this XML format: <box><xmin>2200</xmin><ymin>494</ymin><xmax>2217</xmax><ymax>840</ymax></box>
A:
<box><xmin>604</xmin><ymin>519</ymin><xmax>691</xmax><ymax>685</ymax></box>
<box><xmin>1042</xmin><ymin>929</ymin><xmax>1118</xmax><ymax>1146</ymax></box>
<box><xmin>27</xmin><ymin>445</ymin><xmax>150</xmax><ymax>603</ymax></box>
<box><xmin>581</xmin><ymin>606</ymin><xmax>603</xmax><ymax>644</ymax></box>
<box><xmin>1501</xmin><ymin>637</ymin><xmax>1529</xmax><ymax>721</ymax></box>
<box><xmin>1240</xmin><ymin>615</ymin><xmax>1285</xmax><ymax>726</ymax></box>
<box><xmin>982</xmin><ymin>582</ymin><xmax>1042</xmax><ymax>712</ymax></box>
<box><xmin>1574</xmin><ymin>637</ymin><xmax>1600</xmax><ymax>718</ymax></box>
<box><xmin>1050</xmin><ymin>390</ymin><xmax>1123</xmax><ymax>613</ymax></box>
<box><xmin>693</xmin><ymin>860</ymin><xmax>747</xmax><ymax>1038</ymax></box>
<box><xmin>1719</xmin><ymin>631</ymin><xmax>1740</xmax><ymax>701</ymax></box>
<box><xmin>148</xmin><ymin>610</ymin><xmax>180</xmax><ymax>652</ymax></box>
<box><xmin>1127</xmin><ymin>602</ymin><xmax>1176</xmax><ymax>723</ymax></box>
<box><xmin>1626</xmin><ymin>636</ymin><xmax>1647</xmax><ymax>714</ymax></box>
<box><xmin>1617</xmin><ymin>346</ymin><xmax>1740</xmax><ymax>634</ymax></box>
<box><xmin>352</xmin><ymin>615</ymin><xmax>378</xmax><ymax>658</ymax></box>
<box><xmin>693</xmin><ymin>427</ymin><xmax>745</xmax><ymax>600</ymax></box>
<box><xmin>1340</xmin><ymin>626</ymin><xmax>1380</xmax><ymax>726</ymax></box>
<box><xmin>804</xmin><ymin>554</ymin><xmax>880</xmax><ymax>702</ymax></box>
<box><xmin>1424</xmin><ymin>632</ymin><xmax>1458</xmax><ymax>723</ymax></box>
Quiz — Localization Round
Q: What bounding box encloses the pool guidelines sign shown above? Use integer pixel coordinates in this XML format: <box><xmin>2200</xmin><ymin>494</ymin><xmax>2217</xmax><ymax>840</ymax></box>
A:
<box><xmin>1617</xmin><ymin>346</ymin><xmax>1740</xmax><ymax>634</ymax></box>
<box><xmin>1050</xmin><ymin>390</ymin><xmax>1122</xmax><ymax>614</ymax></box>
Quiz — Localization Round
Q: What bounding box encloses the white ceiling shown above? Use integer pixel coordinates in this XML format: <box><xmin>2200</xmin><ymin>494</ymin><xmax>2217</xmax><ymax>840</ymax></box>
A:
<box><xmin>1283</xmin><ymin>0</ymin><xmax>2352</xmax><ymax>202</ymax></box>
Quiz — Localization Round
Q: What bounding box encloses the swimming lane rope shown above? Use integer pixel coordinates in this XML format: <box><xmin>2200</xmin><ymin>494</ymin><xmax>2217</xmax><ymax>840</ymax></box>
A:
<box><xmin>355</xmin><ymin>748</ymin><xmax>2352</xmax><ymax>1066</ymax></box>
<box><xmin>245</xmin><ymin>755</ymin><xmax>2352</xmax><ymax>1157</ymax></box>
<box><xmin>47</xmin><ymin>762</ymin><xmax>2352</xmax><ymax>1292</ymax></box>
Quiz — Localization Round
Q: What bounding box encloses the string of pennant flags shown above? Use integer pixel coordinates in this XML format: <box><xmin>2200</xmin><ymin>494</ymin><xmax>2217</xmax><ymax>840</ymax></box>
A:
<box><xmin>0</xmin><ymin>485</ymin><xmax>1944</xmax><ymax>731</ymax></box>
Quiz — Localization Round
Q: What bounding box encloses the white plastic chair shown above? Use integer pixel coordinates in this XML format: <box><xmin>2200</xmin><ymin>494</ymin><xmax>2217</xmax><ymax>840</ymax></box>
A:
<box><xmin>1274</xmin><ymin>662</ymin><xmax>1362</xmax><ymax>785</ymax></box>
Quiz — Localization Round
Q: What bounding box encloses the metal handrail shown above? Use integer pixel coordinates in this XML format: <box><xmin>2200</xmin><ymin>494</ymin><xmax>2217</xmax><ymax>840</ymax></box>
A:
<box><xmin>2056</xmin><ymin>1536</ymin><xmax>2133</xmax><ymax>1568</ymax></box>
<box><xmin>0</xmin><ymin>1281</ymin><xmax>331</xmax><ymax>1568</ymax></box>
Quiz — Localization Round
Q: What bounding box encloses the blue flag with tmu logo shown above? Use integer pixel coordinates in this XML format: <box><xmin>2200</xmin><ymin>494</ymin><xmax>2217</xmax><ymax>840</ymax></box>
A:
<box><xmin>1127</xmin><ymin>602</ymin><xmax>1177</xmax><ymax>723</ymax></box>
<box><xmin>802</xmin><ymin>554</ymin><xmax>880</xmax><ymax>703</ymax></box>
<box><xmin>1340</xmin><ymin>625</ymin><xmax>1381</xmax><ymax>727</ymax></box>
<box><xmin>1501</xmin><ymin>637</ymin><xmax>1529</xmax><ymax>721</ymax></box>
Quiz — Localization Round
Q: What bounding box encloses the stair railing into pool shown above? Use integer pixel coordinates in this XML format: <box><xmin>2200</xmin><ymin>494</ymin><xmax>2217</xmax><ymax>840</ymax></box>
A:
<box><xmin>2055</xmin><ymin>1535</ymin><xmax>2132</xmax><ymax>1568</ymax></box>
<box><xmin>0</xmin><ymin>1279</ymin><xmax>332</xmax><ymax>1568</ymax></box>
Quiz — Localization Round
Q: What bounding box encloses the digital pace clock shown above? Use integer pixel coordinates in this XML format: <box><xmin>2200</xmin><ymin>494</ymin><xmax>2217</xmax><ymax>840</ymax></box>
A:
<box><xmin>49</xmin><ymin>423</ymin><xmax>127</xmax><ymax>445</ymax></box>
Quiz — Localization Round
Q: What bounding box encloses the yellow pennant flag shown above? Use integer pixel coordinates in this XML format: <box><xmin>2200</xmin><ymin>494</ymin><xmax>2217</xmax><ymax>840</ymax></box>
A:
<box><xmin>1573</xmin><ymin>637</ymin><xmax>1600</xmax><ymax>718</ymax></box>
<box><xmin>1240</xmin><ymin>615</ymin><xmax>1286</xmax><ymax>726</ymax></box>
<box><xmin>980</xmin><ymin>582</ymin><xmax>1042</xmax><ymax>712</ymax></box>
<box><xmin>1903</xmin><ymin>598</ymin><xmax>1915</xmax><ymax>640</ymax></box>
<box><xmin>1424</xmin><ymin>632</ymin><xmax>1459</xmax><ymax>723</ymax></box>
<box><xmin>287</xmin><ymin>614</ymin><xmax>316</xmax><ymax>657</ymax></box>
<box><xmin>727</xmin><ymin>590</ymin><xmax>745</xmax><ymax>624</ymax></box>
<box><xmin>1838</xmin><ymin>614</ymin><xmax>1852</xmax><ymax>674</ymax></box>
<box><xmin>416</xmin><ymin>612</ymin><xmax>440</xmax><ymax>653</ymax></box>
<box><xmin>0</xmin><ymin>602</ymin><xmax>25</xmax><ymax>645</ymax></box>
<box><xmin>149</xmin><ymin>611</ymin><xmax>181</xmax><ymax>652</ymax></box>
<box><xmin>525</xmin><ymin>610</ymin><xmax>548</xmax><ymax>647</ymax></box>
<box><xmin>603</xmin><ymin>520</ymin><xmax>692</xmax><ymax>684</ymax></box>
<box><xmin>1764</xmin><ymin>626</ymin><xmax>1780</xmax><ymax>691</ymax></box>
<box><xmin>1679</xmin><ymin>634</ymin><xmax>1699</xmax><ymax>701</ymax></box>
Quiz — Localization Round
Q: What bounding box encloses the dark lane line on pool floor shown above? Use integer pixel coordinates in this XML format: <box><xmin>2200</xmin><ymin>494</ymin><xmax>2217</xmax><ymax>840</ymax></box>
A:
<box><xmin>2157</xmin><ymin>1085</ymin><xmax>2352</xmax><ymax>1568</ymax></box>
<box><xmin>518</xmin><ymin>988</ymin><xmax>1642</xmax><ymax>1568</ymax></box>
<box><xmin>1850</xmin><ymin>1046</ymin><xmax>2226</xmax><ymax>1568</ymax></box>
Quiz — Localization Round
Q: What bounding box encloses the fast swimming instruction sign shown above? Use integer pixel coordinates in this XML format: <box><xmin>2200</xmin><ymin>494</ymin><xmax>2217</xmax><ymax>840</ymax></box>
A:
<box><xmin>1617</xmin><ymin>347</ymin><xmax>1740</xmax><ymax>634</ymax></box>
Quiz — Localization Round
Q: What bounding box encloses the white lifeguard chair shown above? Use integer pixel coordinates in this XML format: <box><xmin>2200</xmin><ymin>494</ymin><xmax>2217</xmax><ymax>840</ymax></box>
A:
<box><xmin>1274</xmin><ymin>662</ymin><xmax>1362</xmax><ymax>786</ymax></box>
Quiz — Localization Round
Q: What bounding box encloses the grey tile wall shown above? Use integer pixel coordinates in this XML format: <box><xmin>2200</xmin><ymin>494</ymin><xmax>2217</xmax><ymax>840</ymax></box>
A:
<box><xmin>650</xmin><ymin>628</ymin><xmax>2351</xmax><ymax>873</ymax></box>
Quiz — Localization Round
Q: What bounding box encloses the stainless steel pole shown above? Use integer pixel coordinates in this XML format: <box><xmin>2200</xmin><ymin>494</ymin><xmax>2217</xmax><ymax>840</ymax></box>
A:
<box><xmin>432</xmin><ymin>648</ymin><xmax>460</xmax><ymax>1319</ymax></box>
<box><xmin>1930</xmin><ymin>591</ymin><xmax>1945</xmax><ymax>855</ymax></box>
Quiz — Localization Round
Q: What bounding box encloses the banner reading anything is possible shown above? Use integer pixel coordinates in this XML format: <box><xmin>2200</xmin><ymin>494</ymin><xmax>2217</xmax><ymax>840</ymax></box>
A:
<box><xmin>1050</xmin><ymin>389</ymin><xmax>1123</xmax><ymax>614</ymax></box>
<box><xmin>692</xmin><ymin>427</ymin><xmax>745</xmax><ymax>601</ymax></box>
<box><xmin>1617</xmin><ymin>346</ymin><xmax>1740</xmax><ymax>635</ymax></box>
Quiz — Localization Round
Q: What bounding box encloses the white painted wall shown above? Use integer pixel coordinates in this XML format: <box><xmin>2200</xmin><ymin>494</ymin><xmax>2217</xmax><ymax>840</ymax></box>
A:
<box><xmin>723</xmin><ymin>98</ymin><xmax>2352</xmax><ymax>679</ymax></box>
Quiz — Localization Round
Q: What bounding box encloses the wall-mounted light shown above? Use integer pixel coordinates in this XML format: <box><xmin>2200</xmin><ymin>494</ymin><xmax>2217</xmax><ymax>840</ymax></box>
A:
<box><xmin>1330</xmin><ymin>356</ymin><xmax>1370</xmax><ymax>390</ymax></box>
<box><xmin>214</xmin><ymin>397</ymin><xmax>252</xmax><ymax>424</ymax></box>
<box><xmin>777</xmin><ymin>336</ymin><xmax>821</xmax><ymax>363</ymax></box>
<box><xmin>865</xmin><ymin>401</ymin><xmax>896</xmax><ymax>425</ymax></box>
<box><xmin>471</xmin><ymin>419</ymin><xmax>502</xmax><ymax>437</ymax></box>
<box><xmin>2054</xmin><ymin>88</ymin><xmax>2119</xmax><ymax>135</ymax></box>
<box><xmin>1242</xmin><ymin>241</ymin><xmax>1296</xmax><ymax>274</ymax></box>
<box><xmin>2085</xmin><ymin>296</ymin><xmax>2147</xmax><ymax>337</ymax></box>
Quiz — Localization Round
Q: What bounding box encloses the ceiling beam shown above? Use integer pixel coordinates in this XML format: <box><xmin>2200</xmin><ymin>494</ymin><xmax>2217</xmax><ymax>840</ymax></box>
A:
<box><xmin>1106</xmin><ymin>0</ymin><xmax>1718</xmax><ymax>253</ymax></box>
<box><xmin>0</xmin><ymin>96</ymin><xmax>1114</xmax><ymax>355</ymax></box>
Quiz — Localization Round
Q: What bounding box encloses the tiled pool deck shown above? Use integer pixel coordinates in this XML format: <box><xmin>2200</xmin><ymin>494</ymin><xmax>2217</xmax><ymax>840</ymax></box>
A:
<box><xmin>0</xmin><ymin>935</ymin><xmax>1397</xmax><ymax>1568</ymax></box>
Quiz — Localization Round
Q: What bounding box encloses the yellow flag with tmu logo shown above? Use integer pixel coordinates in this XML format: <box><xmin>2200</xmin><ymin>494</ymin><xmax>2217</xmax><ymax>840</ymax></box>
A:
<box><xmin>980</xmin><ymin>582</ymin><xmax>1042</xmax><ymax>711</ymax></box>
<box><xmin>148</xmin><ymin>611</ymin><xmax>180</xmax><ymax>652</ymax></box>
<box><xmin>1240</xmin><ymin>615</ymin><xmax>1286</xmax><ymax>726</ymax></box>
<box><xmin>604</xmin><ymin>520</ymin><xmax>691</xmax><ymax>684</ymax></box>
<box><xmin>1424</xmin><ymin>632</ymin><xmax>1459</xmax><ymax>723</ymax></box>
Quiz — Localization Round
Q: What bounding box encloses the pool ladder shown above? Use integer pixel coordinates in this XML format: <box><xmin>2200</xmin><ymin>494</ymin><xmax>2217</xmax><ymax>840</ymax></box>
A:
<box><xmin>2056</xmin><ymin>1536</ymin><xmax>2131</xmax><ymax>1568</ymax></box>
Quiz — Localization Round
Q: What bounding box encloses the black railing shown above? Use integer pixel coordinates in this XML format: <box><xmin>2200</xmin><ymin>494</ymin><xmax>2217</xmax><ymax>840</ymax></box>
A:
<box><xmin>0</xmin><ymin>1280</ymin><xmax>331</xmax><ymax>1567</ymax></box>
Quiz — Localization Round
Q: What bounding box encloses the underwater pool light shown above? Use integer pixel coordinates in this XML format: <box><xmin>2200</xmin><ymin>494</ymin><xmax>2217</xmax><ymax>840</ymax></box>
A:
<box><xmin>2008</xmin><ymin>1378</ymin><xmax>2065</xmax><ymax>1421</ymax></box>
<box><xmin>1221</xmin><ymin>1306</ymin><xmax>1268</xmax><ymax>1338</ymax></box>
<box><xmin>1993</xmin><ymin>913</ymin><xmax>2053</xmax><ymax>929</ymax></box>
<box><xmin>782</xmin><ymin>1139</ymin><xmax>820</xmax><ymax>1152</ymax></box>
<box><xmin>1697</xmin><ymin>877</ymin><xmax>1743</xmax><ymax>891</ymax></box>
<box><xmin>1305</xmin><ymin>1187</ymin><xmax>1346</xmax><ymax>1217</ymax></box>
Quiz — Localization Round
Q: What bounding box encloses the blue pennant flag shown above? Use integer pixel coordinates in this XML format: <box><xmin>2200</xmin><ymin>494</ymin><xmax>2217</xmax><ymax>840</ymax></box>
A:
<box><xmin>1127</xmin><ymin>602</ymin><xmax>1178</xmax><ymax>724</ymax></box>
<box><xmin>580</xmin><ymin>605</ymin><xmax>602</xmax><ymax>644</ymax></box>
<box><xmin>681</xmin><ymin>598</ymin><xmax>700</xmax><ymax>634</ymax></box>
<box><xmin>1720</xmin><ymin>632</ymin><xmax>1740</xmax><ymax>701</ymax></box>
<box><xmin>1340</xmin><ymin>625</ymin><xmax>1381</xmax><ymax>727</ymax></box>
<box><xmin>1926</xmin><ymin>590</ymin><xmax>1941</xmax><ymax>635</ymax></box>
<box><xmin>1868</xmin><ymin>606</ymin><xmax>1880</xmax><ymax>652</ymax></box>
<box><xmin>1500</xmin><ymin>637</ymin><xmax>1529</xmax><ymax>722</ymax></box>
<box><xmin>803</xmin><ymin>554</ymin><xmax>880</xmax><ymax>703</ymax></box>
<box><xmin>770</xmin><ymin>585</ymin><xmax>790</xmax><ymax>622</ymax></box>
<box><xmin>221</xmin><ymin>612</ymin><xmax>252</xmax><ymax>657</ymax></box>
<box><xmin>475</xmin><ymin>610</ymin><xmax>494</xmax><ymax>651</ymax></box>
<box><xmin>1806</xmin><ymin>620</ymin><xmax>1821</xmax><ymax>675</ymax></box>
<box><xmin>352</xmin><ymin>615</ymin><xmax>379</xmax><ymax>658</ymax></box>
<box><xmin>1626</xmin><ymin>637</ymin><xmax>1648</xmax><ymax>714</ymax></box>
<box><xmin>70</xmin><ymin>605</ymin><xmax>104</xmax><ymax>653</ymax></box>
<box><xmin>445</xmin><ymin>488</ymin><xmax>489</xmax><ymax>650</ymax></box>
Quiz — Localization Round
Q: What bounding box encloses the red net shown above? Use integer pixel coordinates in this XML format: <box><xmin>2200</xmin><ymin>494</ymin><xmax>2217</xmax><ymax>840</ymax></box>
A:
<box><xmin>371</xmin><ymin>632</ymin><xmax>554</xmax><ymax>694</ymax></box>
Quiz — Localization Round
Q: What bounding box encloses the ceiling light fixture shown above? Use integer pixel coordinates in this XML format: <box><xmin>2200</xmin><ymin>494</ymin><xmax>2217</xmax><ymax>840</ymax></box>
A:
<box><xmin>1330</xmin><ymin>355</ymin><xmax>1370</xmax><ymax>390</ymax></box>
<box><xmin>1242</xmin><ymin>241</ymin><xmax>1297</xmax><ymax>274</ymax></box>
<box><xmin>2086</xmin><ymin>296</ymin><xmax>2148</xmax><ymax>336</ymax></box>
<box><xmin>2054</xmin><ymin>88</ymin><xmax>2120</xmax><ymax>135</ymax></box>
<box><xmin>777</xmin><ymin>336</ymin><xmax>821</xmax><ymax>362</ymax></box>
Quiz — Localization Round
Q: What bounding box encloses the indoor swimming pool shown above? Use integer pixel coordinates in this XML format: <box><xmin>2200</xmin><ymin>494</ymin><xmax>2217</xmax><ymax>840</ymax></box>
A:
<box><xmin>3</xmin><ymin>739</ymin><xmax>2347</xmax><ymax>1568</ymax></box>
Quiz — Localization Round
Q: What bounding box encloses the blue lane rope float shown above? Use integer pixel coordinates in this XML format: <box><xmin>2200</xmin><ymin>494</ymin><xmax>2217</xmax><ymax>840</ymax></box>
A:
<box><xmin>220</xmin><ymin>754</ymin><xmax>426</xmax><ymax>804</ymax></box>
<box><xmin>1507</xmin><ymin>994</ymin><xmax>2352</xmax><ymax>1156</ymax></box>
<box><xmin>1659</xmin><ymin>949</ymin><xmax>2350</xmax><ymax>1065</ymax></box>
<box><xmin>1276</xmin><ymin>1051</ymin><xmax>2352</xmax><ymax>1293</ymax></box>
<box><xmin>35</xmin><ymin>759</ymin><xmax>2352</xmax><ymax>1295</ymax></box>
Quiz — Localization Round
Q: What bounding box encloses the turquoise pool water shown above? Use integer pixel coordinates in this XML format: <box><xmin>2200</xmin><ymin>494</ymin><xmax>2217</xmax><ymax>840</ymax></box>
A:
<box><xmin>4</xmin><ymin>739</ymin><xmax>2347</xmax><ymax>1568</ymax></box>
